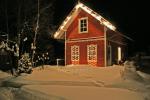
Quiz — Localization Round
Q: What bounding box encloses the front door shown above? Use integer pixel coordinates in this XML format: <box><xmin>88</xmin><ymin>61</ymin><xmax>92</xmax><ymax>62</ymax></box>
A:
<box><xmin>87</xmin><ymin>44</ymin><xmax>97</xmax><ymax>66</ymax></box>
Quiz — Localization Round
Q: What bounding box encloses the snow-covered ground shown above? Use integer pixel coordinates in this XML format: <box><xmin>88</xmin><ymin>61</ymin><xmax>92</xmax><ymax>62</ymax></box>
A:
<box><xmin>0</xmin><ymin>70</ymin><xmax>11</xmax><ymax>79</ymax></box>
<box><xmin>0</xmin><ymin>65</ymin><xmax>150</xmax><ymax>100</ymax></box>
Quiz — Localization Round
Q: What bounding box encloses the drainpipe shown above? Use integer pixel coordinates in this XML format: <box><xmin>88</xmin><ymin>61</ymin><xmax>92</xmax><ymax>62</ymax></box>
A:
<box><xmin>65</xmin><ymin>31</ymin><xmax>67</xmax><ymax>66</ymax></box>
<box><xmin>104</xmin><ymin>26</ymin><xmax>107</xmax><ymax>67</ymax></box>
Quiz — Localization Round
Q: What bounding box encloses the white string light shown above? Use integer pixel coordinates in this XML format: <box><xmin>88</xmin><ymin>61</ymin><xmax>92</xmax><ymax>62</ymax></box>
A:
<box><xmin>54</xmin><ymin>2</ymin><xmax>116</xmax><ymax>38</ymax></box>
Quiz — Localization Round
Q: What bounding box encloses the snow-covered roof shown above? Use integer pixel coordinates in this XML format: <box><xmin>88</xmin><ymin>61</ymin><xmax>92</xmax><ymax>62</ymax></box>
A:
<box><xmin>54</xmin><ymin>2</ymin><xmax>116</xmax><ymax>39</ymax></box>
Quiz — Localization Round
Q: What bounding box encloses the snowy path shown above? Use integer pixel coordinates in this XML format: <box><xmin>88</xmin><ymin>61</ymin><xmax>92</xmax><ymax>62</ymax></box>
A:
<box><xmin>22</xmin><ymin>85</ymin><xmax>144</xmax><ymax>100</ymax></box>
<box><xmin>1</xmin><ymin>65</ymin><xmax>150</xmax><ymax>100</ymax></box>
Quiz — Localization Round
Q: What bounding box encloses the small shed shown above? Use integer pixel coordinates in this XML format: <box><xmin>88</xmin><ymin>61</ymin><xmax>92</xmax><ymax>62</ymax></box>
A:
<box><xmin>54</xmin><ymin>2</ymin><xmax>130</xmax><ymax>67</ymax></box>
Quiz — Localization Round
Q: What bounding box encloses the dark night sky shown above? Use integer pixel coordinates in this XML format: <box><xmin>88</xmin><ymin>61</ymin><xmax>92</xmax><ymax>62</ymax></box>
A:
<box><xmin>54</xmin><ymin>0</ymin><xmax>150</xmax><ymax>54</ymax></box>
<box><xmin>0</xmin><ymin>0</ymin><xmax>150</xmax><ymax>55</ymax></box>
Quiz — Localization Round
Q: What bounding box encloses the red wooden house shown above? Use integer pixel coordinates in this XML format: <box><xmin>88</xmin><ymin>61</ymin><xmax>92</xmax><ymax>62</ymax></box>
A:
<box><xmin>54</xmin><ymin>2</ymin><xmax>129</xmax><ymax>67</ymax></box>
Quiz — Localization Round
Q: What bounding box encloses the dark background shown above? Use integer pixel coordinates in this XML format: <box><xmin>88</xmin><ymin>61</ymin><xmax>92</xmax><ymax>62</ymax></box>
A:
<box><xmin>0</xmin><ymin>0</ymin><xmax>150</xmax><ymax>56</ymax></box>
<box><xmin>54</xmin><ymin>0</ymin><xmax>150</xmax><ymax>55</ymax></box>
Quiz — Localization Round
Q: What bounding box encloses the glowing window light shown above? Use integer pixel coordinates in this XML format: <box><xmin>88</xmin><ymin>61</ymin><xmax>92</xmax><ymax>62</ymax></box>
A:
<box><xmin>118</xmin><ymin>47</ymin><xmax>121</xmax><ymax>61</ymax></box>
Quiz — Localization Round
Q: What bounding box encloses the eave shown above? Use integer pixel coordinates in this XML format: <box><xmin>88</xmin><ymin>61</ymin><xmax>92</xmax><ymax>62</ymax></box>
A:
<box><xmin>54</xmin><ymin>2</ymin><xmax>116</xmax><ymax>39</ymax></box>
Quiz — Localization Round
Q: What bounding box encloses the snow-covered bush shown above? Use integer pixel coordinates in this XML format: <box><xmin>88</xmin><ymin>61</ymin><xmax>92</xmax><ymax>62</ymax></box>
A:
<box><xmin>17</xmin><ymin>53</ymin><xmax>32</xmax><ymax>75</ymax></box>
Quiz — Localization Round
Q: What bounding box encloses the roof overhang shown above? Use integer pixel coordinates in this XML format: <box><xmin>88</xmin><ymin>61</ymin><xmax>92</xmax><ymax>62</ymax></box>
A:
<box><xmin>54</xmin><ymin>2</ymin><xmax>116</xmax><ymax>39</ymax></box>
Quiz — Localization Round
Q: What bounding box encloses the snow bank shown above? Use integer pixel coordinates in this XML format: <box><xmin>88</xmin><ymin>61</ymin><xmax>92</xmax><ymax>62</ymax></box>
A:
<box><xmin>15</xmin><ymin>87</ymin><xmax>66</xmax><ymax>100</ymax></box>
<box><xmin>9</xmin><ymin>65</ymin><xmax>124</xmax><ymax>87</ymax></box>
<box><xmin>50</xmin><ymin>65</ymin><xmax>124</xmax><ymax>84</ymax></box>
<box><xmin>2</xmin><ymin>65</ymin><xmax>149</xmax><ymax>100</ymax></box>
<box><xmin>22</xmin><ymin>85</ymin><xmax>145</xmax><ymax>100</ymax></box>
<box><xmin>137</xmin><ymin>71</ymin><xmax>150</xmax><ymax>80</ymax></box>
<box><xmin>0</xmin><ymin>86</ymin><xmax>65</xmax><ymax>100</ymax></box>
<box><xmin>24</xmin><ymin>67</ymin><xmax>88</xmax><ymax>82</ymax></box>
<box><xmin>0</xmin><ymin>87</ymin><xmax>14</xmax><ymax>100</ymax></box>
<box><xmin>0</xmin><ymin>70</ymin><xmax>11</xmax><ymax>79</ymax></box>
<box><xmin>0</xmin><ymin>70</ymin><xmax>12</xmax><ymax>87</ymax></box>
<box><xmin>122</xmin><ymin>61</ymin><xmax>146</xmax><ymax>83</ymax></box>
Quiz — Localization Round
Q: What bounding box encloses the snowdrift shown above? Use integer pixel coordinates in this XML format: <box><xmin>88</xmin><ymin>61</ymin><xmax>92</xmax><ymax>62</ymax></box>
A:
<box><xmin>1</xmin><ymin>64</ymin><xmax>150</xmax><ymax>100</ymax></box>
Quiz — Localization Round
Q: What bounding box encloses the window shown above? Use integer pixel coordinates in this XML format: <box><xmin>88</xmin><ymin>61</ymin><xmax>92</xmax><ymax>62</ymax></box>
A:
<box><xmin>118</xmin><ymin>47</ymin><xmax>121</xmax><ymax>62</ymax></box>
<box><xmin>71</xmin><ymin>45</ymin><xmax>79</xmax><ymax>61</ymax></box>
<box><xmin>79</xmin><ymin>17</ymin><xmax>88</xmax><ymax>33</ymax></box>
<box><xmin>87</xmin><ymin>44</ymin><xmax>97</xmax><ymax>61</ymax></box>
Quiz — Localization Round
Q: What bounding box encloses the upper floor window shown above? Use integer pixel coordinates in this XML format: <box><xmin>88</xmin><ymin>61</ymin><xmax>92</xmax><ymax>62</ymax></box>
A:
<box><xmin>79</xmin><ymin>17</ymin><xmax>88</xmax><ymax>33</ymax></box>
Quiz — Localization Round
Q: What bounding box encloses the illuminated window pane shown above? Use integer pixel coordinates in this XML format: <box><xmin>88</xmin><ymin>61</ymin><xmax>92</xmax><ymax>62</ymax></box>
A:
<box><xmin>87</xmin><ymin>45</ymin><xmax>97</xmax><ymax>61</ymax></box>
<box><xmin>71</xmin><ymin>45</ymin><xmax>79</xmax><ymax>61</ymax></box>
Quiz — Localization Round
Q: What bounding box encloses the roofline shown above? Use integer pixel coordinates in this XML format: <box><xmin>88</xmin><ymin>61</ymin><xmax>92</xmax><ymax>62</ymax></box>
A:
<box><xmin>54</xmin><ymin>2</ymin><xmax>116</xmax><ymax>39</ymax></box>
<box><xmin>115</xmin><ymin>30</ymin><xmax>134</xmax><ymax>41</ymax></box>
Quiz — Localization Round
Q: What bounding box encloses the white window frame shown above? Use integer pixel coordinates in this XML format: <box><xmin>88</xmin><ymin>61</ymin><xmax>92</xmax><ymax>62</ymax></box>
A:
<box><xmin>71</xmin><ymin>45</ymin><xmax>80</xmax><ymax>61</ymax></box>
<box><xmin>87</xmin><ymin>44</ymin><xmax>97</xmax><ymax>62</ymax></box>
<box><xmin>78</xmin><ymin>17</ymin><xmax>88</xmax><ymax>33</ymax></box>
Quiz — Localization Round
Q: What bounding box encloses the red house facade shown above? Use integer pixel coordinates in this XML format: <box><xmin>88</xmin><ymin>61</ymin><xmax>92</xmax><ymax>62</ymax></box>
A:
<box><xmin>54</xmin><ymin>2</ymin><xmax>128</xmax><ymax>67</ymax></box>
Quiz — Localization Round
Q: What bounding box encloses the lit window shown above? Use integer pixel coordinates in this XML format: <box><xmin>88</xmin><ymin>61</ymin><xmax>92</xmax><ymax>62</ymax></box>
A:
<box><xmin>71</xmin><ymin>45</ymin><xmax>79</xmax><ymax>61</ymax></box>
<box><xmin>79</xmin><ymin>17</ymin><xmax>88</xmax><ymax>33</ymax></box>
<box><xmin>118</xmin><ymin>47</ymin><xmax>121</xmax><ymax>62</ymax></box>
<box><xmin>87</xmin><ymin>45</ymin><xmax>97</xmax><ymax>61</ymax></box>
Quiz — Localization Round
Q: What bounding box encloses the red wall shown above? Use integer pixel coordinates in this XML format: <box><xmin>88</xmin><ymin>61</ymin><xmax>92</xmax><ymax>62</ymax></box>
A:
<box><xmin>65</xmin><ymin>9</ymin><xmax>106</xmax><ymax>67</ymax></box>
<box><xmin>66</xmin><ymin>40</ymin><xmax>105</xmax><ymax>67</ymax></box>
<box><xmin>66</xmin><ymin>9</ymin><xmax>104</xmax><ymax>39</ymax></box>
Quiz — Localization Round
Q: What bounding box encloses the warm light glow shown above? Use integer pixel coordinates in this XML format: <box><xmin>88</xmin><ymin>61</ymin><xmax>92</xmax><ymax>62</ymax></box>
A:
<box><xmin>54</xmin><ymin>32</ymin><xmax>59</xmax><ymax>38</ymax></box>
<box><xmin>67</xmin><ymin>16</ymin><xmax>71</xmax><ymax>20</ymax></box>
<box><xmin>63</xmin><ymin>21</ymin><xmax>67</xmax><ymax>25</ymax></box>
<box><xmin>118</xmin><ymin>47</ymin><xmax>121</xmax><ymax>61</ymax></box>
<box><xmin>63</xmin><ymin>17</ymin><xmax>71</xmax><ymax>28</ymax></box>
<box><xmin>80</xmin><ymin>4</ymin><xmax>92</xmax><ymax>14</ymax></box>
<box><xmin>78</xmin><ymin>2</ymin><xmax>116</xmax><ymax>31</ymax></box>
<box><xmin>75</xmin><ymin>3</ymin><xmax>82</xmax><ymax>9</ymax></box>
<box><xmin>60</xmin><ymin>26</ymin><xmax>64</xmax><ymax>30</ymax></box>
<box><xmin>54</xmin><ymin>2</ymin><xmax>116</xmax><ymax>38</ymax></box>
<box><xmin>102</xmin><ymin>21</ymin><xmax>116</xmax><ymax>31</ymax></box>
<box><xmin>96</xmin><ymin>16</ymin><xmax>102</xmax><ymax>20</ymax></box>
